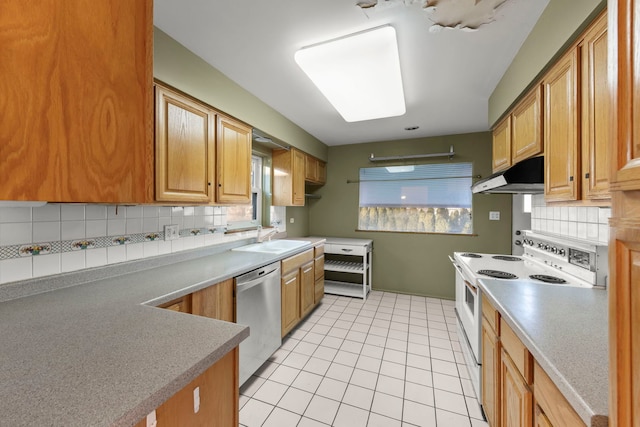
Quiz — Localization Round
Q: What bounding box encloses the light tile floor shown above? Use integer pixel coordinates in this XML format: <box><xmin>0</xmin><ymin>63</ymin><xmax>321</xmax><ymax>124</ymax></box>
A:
<box><xmin>239</xmin><ymin>291</ymin><xmax>488</xmax><ymax>427</ymax></box>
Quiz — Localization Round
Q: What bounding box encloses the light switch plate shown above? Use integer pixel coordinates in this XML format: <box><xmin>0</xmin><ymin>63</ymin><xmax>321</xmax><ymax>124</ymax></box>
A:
<box><xmin>164</xmin><ymin>224</ymin><xmax>179</xmax><ymax>240</ymax></box>
<box><xmin>193</xmin><ymin>386</ymin><xmax>200</xmax><ymax>413</ymax></box>
<box><xmin>146</xmin><ymin>410</ymin><xmax>157</xmax><ymax>427</ymax></box>
<box><xmin>489</xmin><ymin>211</ymin><xmax>500</xmax><ymax>221</ymax></box>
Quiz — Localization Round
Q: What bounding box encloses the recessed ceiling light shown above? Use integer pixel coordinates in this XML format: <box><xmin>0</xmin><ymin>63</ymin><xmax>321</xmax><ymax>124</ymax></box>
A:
<box><xmin>404</xmin><ymin>126</ymin><xmax>419</xmax><ymax>131</ymax></box>
<box><xmin>295</xmin><ymin>25</ymin><xmax>406</xmax><ymax>123</ymax></box>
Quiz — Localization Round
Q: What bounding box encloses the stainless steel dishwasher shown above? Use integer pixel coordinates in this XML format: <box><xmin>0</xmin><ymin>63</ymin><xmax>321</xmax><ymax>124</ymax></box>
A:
<box><xmin>235</xmin><ymin>261</ymin><xmax>282</xmax><ymax>386</ymax></box>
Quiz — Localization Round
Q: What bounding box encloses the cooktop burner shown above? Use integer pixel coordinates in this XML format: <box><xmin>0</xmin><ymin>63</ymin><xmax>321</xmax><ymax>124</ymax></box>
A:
<box><xmin>460</xmin><ymin>253</ymin><xmax>482</xmax><ymax>258</ymax></box>
<box><xmin>492</xmin><ymin>255</ymin><xmax>522</xmax><ymax>262</ymax></box>
<box><xmin>478</xmin><ymin>270</ymin><xmax>517</xmax><ymax>279</ymax></box>
<box><xmin>530</xmin><ymin>274</ymin><xmax>567</xmax><ymax>284</ymax></box>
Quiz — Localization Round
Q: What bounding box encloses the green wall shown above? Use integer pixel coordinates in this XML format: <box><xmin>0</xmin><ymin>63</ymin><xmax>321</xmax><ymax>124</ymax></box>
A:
<box><xmin>489</xmin><ymin>0</ymin><xmax>606</xmax><ymax>125</ymax></box>
<box><xmin>153</xmin><ymin>28</ymin><xmax>328</xmax><ymax>161</ymax></box>
<box><xmin>306</xmin><ymin>132</ymin><xmax>512</xmax><ymax>300</ymax></box>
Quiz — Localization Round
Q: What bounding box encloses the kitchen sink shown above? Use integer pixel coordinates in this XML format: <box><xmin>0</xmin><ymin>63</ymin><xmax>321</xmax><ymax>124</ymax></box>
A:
<box><xmin>232</xmin><ymin>239</ymin><xmax>310</xmax><ymax>254</ymax></box>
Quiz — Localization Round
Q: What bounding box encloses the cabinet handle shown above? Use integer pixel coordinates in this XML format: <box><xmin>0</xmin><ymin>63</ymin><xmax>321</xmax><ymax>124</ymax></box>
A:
<box><xmin>585</xmin><ymin>172</ymin><xmax>590</xmax><ymax>179</ymax></box>
<box><xmin>303</xmin><ymin>267</ymin><xmax>313</xmax><ymax>274</ymax></box>
<box><xmin>569</xmin><ymin>176</ymin><xmax>574</xmax><ymax>182</ymax></box>
<box><xmin>341</xmin><ymin>248</ymin><xmax>353</xmax><ymax>252</ymax></box>
<box><xmin>285</xmin><ymin>277</ymin><xmax>296</xmax><ymax>285</ymax></box>
<box><xmin>218</xmin><ymin>183</ymin><xmax>222</xmax><ymax>187</ymax></box>
<box><xmin>208</xmin><ymin>182</ymin><xmax>211</xmax><ymax>186</ymax></box>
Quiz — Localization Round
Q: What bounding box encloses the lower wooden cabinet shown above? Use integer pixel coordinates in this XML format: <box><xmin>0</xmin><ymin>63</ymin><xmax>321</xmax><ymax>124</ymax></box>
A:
<box><xmin>500</xmin><ymin>348</ymin><xmax>533</xmax><ymax>427</ymax></box>
<box><xmin>158</xmin><ymin>294</ymin><xmax>192</xmax><ymax>313</ymax></box>
<box><xmin>482</xmin><ymin>316</ymin><xmax>500</xmax><ymax>427</ymax></box>
<box><xmin>281</xmin><ymin>270</ymin><xmax>301</xmax><ymax>337</ymax></box>
<box><xmin>191</xmin><ymin>278</ymin><xmax>235</xmax><ymax>322</ymax></box>
<box><xmin>300</xmin><ymin>260</ymin><xmax>315</xmax><ymax>318</ymax></box>
<box><xmin>281</xmin><ymin>245</ymin><xmax>324</xmax><ymax>337</ymax></box>
<box><xmin>134</xmin><ymin>348</ymin><xmax>239</xmax><ymax>427</ymax></box>
<box><xmin>482</xmin><ymin>296</ymin><xmax>586</xmax><ymax>427</ymax></box>
<box><xmin>533</xmin><ymin>361</ymin><xmax>585</xmax><ymax>427</ymax></box>
<box><xmin>535</xmin><ymin>405</ymin><xmax>553</xmax><ymax>427</ymax></box>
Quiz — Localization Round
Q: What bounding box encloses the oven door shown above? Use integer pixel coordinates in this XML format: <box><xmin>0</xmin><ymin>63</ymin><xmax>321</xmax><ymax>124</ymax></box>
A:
<box><xmin>452</xmin><ymin>258</ymin><xmax>481</xmax><ymax>361</ymax></box>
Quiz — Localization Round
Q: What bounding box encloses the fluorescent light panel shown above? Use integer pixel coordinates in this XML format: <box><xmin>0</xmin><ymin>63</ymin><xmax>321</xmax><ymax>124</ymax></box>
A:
<box><xmin>295</xmin><ymin>26</ymin><xmax>406</xmax><ymax>122</ymax></box>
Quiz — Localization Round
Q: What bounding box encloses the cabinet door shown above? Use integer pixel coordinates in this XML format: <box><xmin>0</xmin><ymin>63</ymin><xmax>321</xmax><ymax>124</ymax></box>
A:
<box><xmin>300</xmin><ymin>261</ymin><xmax>315</xmax><ymax>318</ymax></box>
<box><xmin>281</xmin><ymin>270</ymin><xmax>300</xmax><ymax>337</ymax></box>
<box><xmin>191</xmin><ymin>278</ymin><xmax>235</xmax><ymax>322</ymax></box>
<box><xmin>0</xmin><ymin>1</ymin><xmax>153</xmax><ymax>203</ymax></box>
<box><xmin>609</xmin><ymin>2</ymin><xmax>640</xmax><ymax>425</ymax></box>
<box><xmin>500</xmin><ymin>349</ymin><xmax>532</xmax><ymax>427</ymax></box>
<box><xmin>581</xmin><ymin>11</ymin><xmax>611</xmax><ymax>201</ymax></box>
<box><xmin>317</xmin><ymin>161</ymin><xmax>327</xmax><ymax>185</ymax></box>
<box><xmin>155</xmin><ymin>85</ymin><xmax>215</xmax><ymax>203</ymax></box>
<box><xmin>609</xmin><ymin>0</ymin><xmax>640</xmax><ymax>189</ymax></box>
<box><xmin>293</xmin><ymin>149</ymin><xmax>306</xmax><ymax>205</ymax></box>
<box><xmin>492</xmin><ymin>116</ymin><xmax>512</xmax><ymax>172</ymax></box>
<box><xmin>305</xmin><ymin>155</ymin><xmax>319</xmax><ymax>182</ymax></box>
<box><xmin>482</xmin><ymin>317</ymin><xmax>501</xmax><ymax>427</ymax></box>
<box><xmin>543</xmin><ymin>49</ymin><xmax>579</xmax><ymax>202</ymax></box>
<box><xmin>512</xmin><ymin>85</ymin><xmax>543</xmax><ymax>164</ymax></box>
<box><xmin>272</xmin><ymin>149</ymin><xmax>306</xmax><ymax>206</ymax></box>
<box><xmin>216</xmin><ymin>115</ymin><xmax>252</xmax><ymax>204</ymax></box>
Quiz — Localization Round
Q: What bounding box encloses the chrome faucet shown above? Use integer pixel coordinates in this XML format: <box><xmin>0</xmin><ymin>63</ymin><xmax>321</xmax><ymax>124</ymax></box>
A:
<box><xmin>257</xmin><ymin>226</ymin><xmax>278</xmax><ymax>243</ymax></box>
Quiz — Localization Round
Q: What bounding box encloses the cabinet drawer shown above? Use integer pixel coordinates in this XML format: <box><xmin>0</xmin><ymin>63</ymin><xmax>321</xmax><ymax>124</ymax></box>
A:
<box><xmin>325</xmin><ymin>243</ymin><xmax>367</xmax><ymax>256</ymax></box>
<box><xmin>500</xmin><ymin>318</ymin><xmax>533</xmax><ymax>384</ymax></box>
<box><xmin>282</xmin><ymin>249</ymin><xmax>314</xmax><ymax>274</ymax></box>
<box><xmin>314</xmin><ymin>255</ymin><xmax>325</xmax><ymax>280</ymax></box>
<box><xmin>534</xmin><ymin>361</ymin><xmax>585</xmax><ymax>427</ymax></box>
<box><xmin>314</xmin><ymin>244</ymin><xmax>325</xmax><ymax>257</ymax></box>
<box><xmin>482</xmin><ymin>294</ymin><xmax>500</xmax><ymax>334</ymax></box>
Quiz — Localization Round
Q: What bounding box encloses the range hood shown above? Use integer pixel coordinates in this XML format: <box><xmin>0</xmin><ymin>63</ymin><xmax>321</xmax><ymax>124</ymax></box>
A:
<box><xmin>472</xmin><ymin>156</ymin><xmax>544</xmax><ymax>194</ymax></box>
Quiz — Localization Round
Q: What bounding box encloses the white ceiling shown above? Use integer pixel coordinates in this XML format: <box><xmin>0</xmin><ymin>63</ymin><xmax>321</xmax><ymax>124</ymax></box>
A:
<box><xmin>154</xmin><ymin>0</ymin><xmax>550</xmax><ymax>146</ymax></box>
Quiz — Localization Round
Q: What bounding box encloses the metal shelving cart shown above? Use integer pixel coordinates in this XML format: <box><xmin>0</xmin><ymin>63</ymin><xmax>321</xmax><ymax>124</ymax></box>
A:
<box><xmin>319</xmin><ymin>237</ymin><xmax>373</xmax><ymax>300</ymax></box>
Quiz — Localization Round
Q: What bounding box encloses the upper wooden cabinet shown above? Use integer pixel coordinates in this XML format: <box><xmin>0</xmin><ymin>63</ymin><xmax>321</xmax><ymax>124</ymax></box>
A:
<box><xmin>543</xmin><ymin>49</ymin><xmax>580</xmax><ymax>202</ymax></box>
<box><xmin>272</xmin><ymin>148</ymin><xmax>306</xmax><ymax>206</ymax></box>
<box><xmin>492</xmin><ymin>116</ymin><xmax>512</xmax><ymax>173</ymax></box>
<box><xmin>0</xmin><ymin>1</ymin><xmax>153</xmax><ymax>203</ymax></box>
<box><xmin>155</xmin><ymin>85</ymin><xmax>215</xmax><ymax>204</ymax></box>
<box><xmin>304</xmin><ymin>155</ymin><xmax>327</xmax><ymax>185</ymax></box>
<box><xmin>491</xmin><ymin>85</ymin><xmax>543</xmax><ymax>173</ymax></box>
<box><xmin>580</xmin><ymin>11</ymin><xmax>610</xmax><ymax>201</ymax></box>
<box><xmin>216</xmin><ymin>115</ymin><xmax>252</xmax><ymax>204</ymax></box>
<box><xmin>512</xmin><ymin>85</ymin><xmax>544</xmax><ymax>164</ymax></box>
<box><xmin>154</xmin><ymin>83</ymin><xmax>252</xmax><ymax>205</ymax></box>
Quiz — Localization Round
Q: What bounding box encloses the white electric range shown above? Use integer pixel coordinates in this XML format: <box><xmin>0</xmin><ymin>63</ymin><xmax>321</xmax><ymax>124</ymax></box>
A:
<box><xmin>450</xmin><ymin>230</ymin><xmax>608</xmax><ymax>404</ymax></box>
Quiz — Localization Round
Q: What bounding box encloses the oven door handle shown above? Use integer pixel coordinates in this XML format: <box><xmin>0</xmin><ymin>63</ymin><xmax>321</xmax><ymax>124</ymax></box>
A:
<box><xmin>449</xmin><ymin>255</ymin><xmax>463</xmax><ymax>273</ymax></box>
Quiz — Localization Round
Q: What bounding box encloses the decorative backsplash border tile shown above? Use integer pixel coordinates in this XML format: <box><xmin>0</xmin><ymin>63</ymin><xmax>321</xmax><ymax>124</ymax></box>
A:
<box><xmin>0</xmin><ymin>204</ymin><xmax>254</xmax><ymax>285</ymax></box>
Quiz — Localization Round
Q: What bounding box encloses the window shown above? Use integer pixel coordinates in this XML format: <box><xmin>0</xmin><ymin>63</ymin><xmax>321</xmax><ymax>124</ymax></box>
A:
<box><xmin>226</xmin><ymin>155</ymin><xmax>263</xmax><ymax>228</ymax></box>
<box><xmin>358</xmin><ymin>163</ymin><xmax>473</xmax><ymax>234</ymax></box>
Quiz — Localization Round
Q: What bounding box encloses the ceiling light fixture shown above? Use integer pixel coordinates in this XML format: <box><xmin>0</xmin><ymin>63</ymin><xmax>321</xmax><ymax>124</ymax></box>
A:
<box><xmin>295</xmin><ymin>25</ymin><xmax>406</xmax><ymax>123</ymax></box>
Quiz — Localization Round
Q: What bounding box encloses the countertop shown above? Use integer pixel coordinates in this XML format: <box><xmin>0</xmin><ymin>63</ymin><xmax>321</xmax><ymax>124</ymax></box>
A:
<box><xmin>0</xmin><ymin>238</ymin><xmax>317</xmax><ymax>427</ymax></box>
<box><xmin>479</xmin><ymin>279</ymin><xmax>608</xmax><ymax>427</ymax></box>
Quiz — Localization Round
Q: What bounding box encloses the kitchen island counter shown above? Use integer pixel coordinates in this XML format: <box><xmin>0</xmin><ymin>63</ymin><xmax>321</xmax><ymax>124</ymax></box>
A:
<box><xmin>0</xmin><ymin>238</ymin><xmax>316</xmax><ymax>427</ymax></box>
<box><xmin>479</xmin><ymin>279</ymin><xmax>608</xmax><ymax>427</ymax></box>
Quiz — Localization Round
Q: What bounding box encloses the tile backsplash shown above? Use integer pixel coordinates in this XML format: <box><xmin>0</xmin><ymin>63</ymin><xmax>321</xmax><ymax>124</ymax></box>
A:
<box><xmin>0</xmin><ymin>204</ymin><xmax>255</xmax><ymax>285</ymax></box>
<box><xmin>530</xmin><ymin>195</ymin><xmax>610</xmax><ymax>244</ymax></box>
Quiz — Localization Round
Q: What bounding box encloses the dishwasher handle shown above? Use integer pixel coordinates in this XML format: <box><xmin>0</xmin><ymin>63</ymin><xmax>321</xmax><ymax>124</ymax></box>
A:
<box><xmin>236</xmin><ymin>264</ymin><xmax>280</xmax><ymax>293</ymax></box>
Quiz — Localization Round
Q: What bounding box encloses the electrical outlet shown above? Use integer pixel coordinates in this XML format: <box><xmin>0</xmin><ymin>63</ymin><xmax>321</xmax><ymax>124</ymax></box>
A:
<box><xmin>146</xmin><ymin>410</ymin><xmax>157</xmax><ymax>427</ymax></box>
<box><xmin>489</xmin><ymin>211</ymin><xmax>500</xmax><ymax>221</ymax></box>
<box><xmin>290</xmin><ymin>218</ymin><xmax>294</xmax><ymax>224</ymax></box>
<box><xmin>164</xmin><ymin>224</ymin><xmax>179</xmax><ymax>240</ymax></box>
